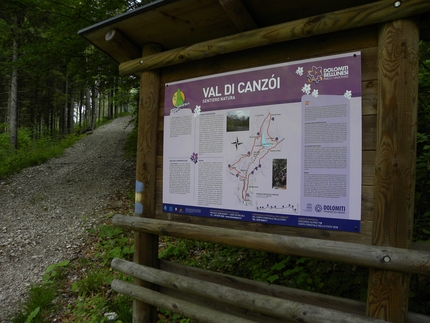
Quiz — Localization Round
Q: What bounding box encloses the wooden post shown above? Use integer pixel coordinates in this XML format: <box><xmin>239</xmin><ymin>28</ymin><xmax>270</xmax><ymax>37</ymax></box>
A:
<box><xmin>366</xmin><ymin>18</ymin><xmax>419</xmax><ymax>322</ymax></box>
<box><xmin>133</xmin><ymin>42</ymin><xmax>162</xmax><ymax>323</ymax></box>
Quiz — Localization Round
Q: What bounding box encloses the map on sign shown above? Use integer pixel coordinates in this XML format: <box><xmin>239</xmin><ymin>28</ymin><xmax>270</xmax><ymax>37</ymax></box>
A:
<box><xmin>162</xmin><ymin>52</ymin><xmax>362</xmax><ymax>232</ymax></box>
<box><xmin>226</xmin><ymin>110</ymin><xmax>293</xmax><ymax>210</ymax></box>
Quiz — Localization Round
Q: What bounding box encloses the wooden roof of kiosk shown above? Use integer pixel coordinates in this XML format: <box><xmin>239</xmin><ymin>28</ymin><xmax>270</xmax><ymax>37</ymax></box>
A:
<box><xmin>79</xmin><ymin>1</ymin><xmax>430</xmax><ymax>323</ymax></box>
<box><xmin>79</xmin><ymin>0</ymin><xmax>430</xmax><ymax>66</ymax></box>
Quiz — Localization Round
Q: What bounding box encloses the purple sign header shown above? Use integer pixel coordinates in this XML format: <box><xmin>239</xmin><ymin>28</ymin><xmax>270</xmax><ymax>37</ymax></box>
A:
<box><xmin>165</xmin><ymin>52</ymin><xmax>361</xmax><ymax>116</ymax></box>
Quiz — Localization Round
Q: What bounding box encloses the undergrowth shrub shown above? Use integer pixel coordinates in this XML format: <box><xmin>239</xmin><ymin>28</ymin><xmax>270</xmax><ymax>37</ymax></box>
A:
<box><xmin>11</xmin><ymin>270</ymin><xmax>60</xmax><ymax>323</ymax></box>
<box><xmin>0</xmin><ymin>130</ymin><xmax>82</xmax><ymax>179</ymax></box>
<box><xmin>67</xmin><ymin>223</ymin><xmax>134</xmax><ymax>323</ymax></box>
<box><xmin>159</xmin><ymin>238</ymin><xmax>368</xmax><ymax>302</ymax></box>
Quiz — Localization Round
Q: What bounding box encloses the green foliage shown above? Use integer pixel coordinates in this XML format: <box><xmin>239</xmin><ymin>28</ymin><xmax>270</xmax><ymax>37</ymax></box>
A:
<box><xmin>69</xmin><ymin>294</ymin><xmax>108</xmax><ymax>323</ymax></box>
<box><xmin>157</xmin><ymin>308</ymin><xmax>191</xmax><ymax>323</ymax></box>
<box><xmin>0</xmin><ymin>129</ymin><xmax>82</xmax><ymax>179</ymax></box>
<box><xmin>12</xmin><ymin>259</ymin><xmax>71</xmax><ymax>322</ymax></box>
<box><xmin>42</xmin><ymin>260</ymin><xmax>70</xmax><ymax>283</ymax></box>
<box><xmin>24</xmin><ymin>307</ymin><xmax>40</xmax><ymax>323</ymax></box>
<box><xmin>72</xmin><ymin>271</ymin><xmax>106</xmax><ymax>296</ymax></box>
<box><xmin>95</xmin><ymin>225</ymin><xmax>134</xmax><ymax>265</ymax></box>
<box><xmin>10</xmin><ymin>219</ymin><xmax>135</xmax><ymax>323</ymax></box>
<box><xmin>415</xmin><ymin>41</ymin><xmax>430</xmax><ymax>244</ymax></box>
<box><xmin>66</xmin><ymin>222</ymin><xmax>134</xmax><ymax>323</ymax></box>
<box><xmin>124</xmin><ymin>126</ymin><xmax>138</xmax><ymax>159</ymax></box>
<box><xmin>12</xmin><ymin>285</ymin><xmax>55</xmax><ymax>323</ymax></box>
<box><xmin>160</xmin><ymin>239</ymin><xmax>368</xmax><ymax>301</ymax></box>
<box><xmin>407</xmin><ymin>39</ymin><xmax>430</xmax><ymax>317</ymax></box>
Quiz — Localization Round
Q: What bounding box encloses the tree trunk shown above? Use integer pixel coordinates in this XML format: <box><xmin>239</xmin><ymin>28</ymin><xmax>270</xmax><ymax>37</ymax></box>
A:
<box><xmin>60</xmin><ymin>78</ymin><xmax>68</xmax><ymax>138</ymax></box>
<box><xmin>9</xmin><ymin>15</ymin><xmax>19</xmax><ymax>150</ymax></box>
<box><xmin>85</xmin><ymin>88</ymin><xmax>91</xmax><ymax>127</ymax></box>
<box><xmin>68</xmin><ymin>87</ymin><xmax>75</xmax><ymax>134</ymax></box>
<box><xmin>91</xmin><ymin>85</ymin><xmax>98</xmax><ymax>129</ymax></box>
<box><xmin>79</xmin><ymin>90</ymin><xmax>83</xmax><ymax>128</ymax></box>
<box><xmin>108</xmin><ymin>88</ymin><xmax>113</xmax><ymax>120</ymax></box>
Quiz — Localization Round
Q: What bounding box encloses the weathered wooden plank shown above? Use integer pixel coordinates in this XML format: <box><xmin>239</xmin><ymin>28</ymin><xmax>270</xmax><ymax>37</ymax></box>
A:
<box><xmin>362</xmin><ymin>150</ymin><xmax>376</xmax><ymax>186</ymax></box>
<box><xmin>112</xmin><ymin>258</ymin><xmax>388</xmax><ymax>323</ymax></box>
<box><xmin>362</xmin><ymin>185</ymin><xmax>374</xmax><ymax>221</ymax></box>
<box><xmin>133</xmin><ymin>43</ymin><xmax>162</xmax><ymax>323</ymax></box>
<box><xmin>219</xmin><ymin>0</ymin><xmax>258</xmax><ymax>32</ymax></box>
<box><xmin>119</xmin><ymin>0</ymin><xmax>430</xmax><ymax>75</ymax></box>
<box><xmin>154</xmin><ymin>205</ymin><xmax>374</xmax><ymax>244</ymax></box>
<box><xmin>363</xmin><ymin>115</ymin><xmax>377</xmax><ymax>151</ymax></box>
<box><xmin>113</xmin><ymin>215</ymin><xmax>430</xmax><ymax>275</ymax></box>
<box><xmin>104</xmin><ymin>29</ymin><xmax>141</xmax><ymax>61</ymax></box>
<box><xmin>362</xmin><ymin>80</ymin><xmax>377</xmax><ymax>116</ymax></box>
<box><xmin>112</xmin><ymin>279</ymin><xmax>257</xmax><ymax>323</ymax></box>
<box><xmin>159</xmin><ymin>29</ymin><xmax>378</xmax><ymax>85</ymax></box>
<box><xmin>159</xmin><ymin>260</ymin><xmax>430</xmax><ymax>323</ymax></box>
<box><xmin>371</xmin><ymin>22</ymin><xmax>418</xmax><ymax>248</ymax></box>
<box><xmin>366</xmin><ymin>18</ymin><xmax>420</xmax><ymax>322</ymax></box>
<box><xmin>158</xmin><ymin>287</ymin><xmax>287</xmax><ymax>323</ymax></box>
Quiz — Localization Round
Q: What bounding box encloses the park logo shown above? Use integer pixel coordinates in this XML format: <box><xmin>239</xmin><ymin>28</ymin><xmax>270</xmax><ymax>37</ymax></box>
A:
<box><xmin>171</xmin><ymin>88</ymin><xmax>185</xmax><ymax>107</ymax></box>
<box><xmin>171</xmin><ymin>88</ymin><xmax>190</xmax><ymax>108</ymax></box>
<box><xmin>306</xmin><ymin>64</ymin><xmax>350</xmax><ymax>83</ymax></box>
<box><xmin>307</xmin><ymin>66</ymin><xmax>323</xmax><ymax>84</ymax></box>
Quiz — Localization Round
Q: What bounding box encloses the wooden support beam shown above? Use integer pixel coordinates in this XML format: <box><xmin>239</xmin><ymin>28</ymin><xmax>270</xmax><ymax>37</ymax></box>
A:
<box><xmin>112</xmin><ymin>215</ymin><xmax>430</xmax><ymax>276</ymax></box>
<box><xmin>133</xmin><ymin>43</ymin><xmax>162</xmax><ymax>323</ymax></box>
<box><xmin>112</xmin><ymin>279</ymin><xmax>257</xmax><ymax>323</ymax></box>
<box><xmin>366</xmin><ymin>17</ymin><xmax>419</xmax><ymax>323</ymax></box>
<box><xmin>219</xmin><ymin>0</ymin><xmax>258</xmax><ymax>32</ymax></box>
<box><xmin>105</xmin><ymin>29</ymin><xmax>141</xmax><ymax>61</ymax></box>
<box><xmin>112</xmin><ymin>258</ymin><xmax>387</xmax><ymax>323</ymax></box>
<box><xmin>119</xmin><ymin>0</ymin><xmax>430</xmax><ymax>75</ymax></box>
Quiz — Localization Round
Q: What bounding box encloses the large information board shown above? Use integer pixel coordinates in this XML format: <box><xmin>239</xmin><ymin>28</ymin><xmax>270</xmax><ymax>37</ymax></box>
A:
<box><xmin>163</xmin><ymin>52</ymin><xmax>362</xmax><ymax>232</ymax></box>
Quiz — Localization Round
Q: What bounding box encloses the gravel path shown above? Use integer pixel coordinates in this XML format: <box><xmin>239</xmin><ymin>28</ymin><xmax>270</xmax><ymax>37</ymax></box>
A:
<box><xmin>0</xmin><ymin>116</ymin><xmax>135</xmax><ymax>321</ymax></box>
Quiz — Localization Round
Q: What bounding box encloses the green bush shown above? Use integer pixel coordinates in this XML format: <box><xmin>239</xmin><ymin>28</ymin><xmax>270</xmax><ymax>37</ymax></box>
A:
<box><xmin>159</xmin><ymin>239</ymin><xmax>368</xmax><ymax>302</ymax></box>
<box><xmin>0</xmin><ymin>130</ymin><xmax>82</xmax><ymax>179</ymax></box>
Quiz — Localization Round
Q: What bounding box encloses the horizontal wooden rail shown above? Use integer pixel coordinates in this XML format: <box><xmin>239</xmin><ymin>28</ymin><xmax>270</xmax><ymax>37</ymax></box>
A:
<box><xmin>111</xmin><ymin>279</ymin><xmax>257</xmax><ymax>323</ymax></box>
<box><xmin>158</xmin><ymin>260</ymin><xmax>430</xmax><ymax>323</ymax></box>
<box><xmin>119</xmin><ymin>0</ymin><xmax>430</xmax><ymax>75</ymax></box>
<box><xmin>112</xmin><ymin>258</ymin><xmax>387</xmax><ymax>323</ymax></box>
<box><xmin>112</xmin><ymin>214</ymin><xmax>430</xmax><ymax>275</ymax></box>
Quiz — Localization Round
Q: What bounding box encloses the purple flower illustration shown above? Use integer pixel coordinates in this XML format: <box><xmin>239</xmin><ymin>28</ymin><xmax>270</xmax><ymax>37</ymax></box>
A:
<box><xmin>190</xmin><ymin>152</ymin><xmax>198</xmax><ymax>164</ymax></box>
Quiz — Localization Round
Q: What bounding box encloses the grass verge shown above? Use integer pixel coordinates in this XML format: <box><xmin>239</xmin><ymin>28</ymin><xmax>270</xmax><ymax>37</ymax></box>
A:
<box><xmin>0</xmin><ymin>114</ymin><xmax>131</xmax><ymax>180</ymax></box>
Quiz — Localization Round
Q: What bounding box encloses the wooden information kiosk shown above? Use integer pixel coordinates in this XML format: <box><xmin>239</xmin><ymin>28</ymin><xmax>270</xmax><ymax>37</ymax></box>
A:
<box><xmin>79</xmin><ymin>1</ymin><xmax>430</xmax><ymax>322</ymax></box>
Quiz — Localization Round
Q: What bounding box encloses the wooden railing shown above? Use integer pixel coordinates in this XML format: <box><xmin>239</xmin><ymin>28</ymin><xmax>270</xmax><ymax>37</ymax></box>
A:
<box><xmin>111</xmin><ymin>215</ymin><xmax>430</xmax><ymax>323</ymax></box>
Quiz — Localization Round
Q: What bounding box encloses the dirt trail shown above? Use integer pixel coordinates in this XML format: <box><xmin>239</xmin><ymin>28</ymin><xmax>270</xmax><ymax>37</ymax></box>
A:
<box><xmin>0</xmin><ymin>116</ymin><xmax>134</xmax><ymax>321</ymax></box>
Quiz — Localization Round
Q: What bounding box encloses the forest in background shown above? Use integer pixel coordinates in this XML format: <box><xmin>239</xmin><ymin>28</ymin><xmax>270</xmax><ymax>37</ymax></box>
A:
<box><xmin>0</xmin><ymin>0</ymin><xmax>146</xmax><ymax>149</ymax></box>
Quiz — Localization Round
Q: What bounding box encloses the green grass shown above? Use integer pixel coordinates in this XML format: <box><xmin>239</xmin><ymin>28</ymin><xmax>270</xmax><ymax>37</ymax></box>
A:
<box><xmin>0</xmin><ymin>114</ymin><xmax>134</xmax><ymax>180</ymax></box>
<box><xmin>0</xmin><ymin>130</ymin><xmax>83</xmax><ymax>180</ymax></box>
